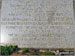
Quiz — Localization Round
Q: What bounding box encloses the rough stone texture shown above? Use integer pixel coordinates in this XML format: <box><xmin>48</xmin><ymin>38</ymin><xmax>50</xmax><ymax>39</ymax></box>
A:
<box><xmin>0</xmin><ymin>0</ymin><xmax>2</xmax><ymax>43</ymax></box>
<box><xmin>73</xmin><ymin>0</ymin><xmax>75</xmax><ymax>20</ymax></box>
<box><xmin>0</xmin><ymin>0</ymin><xmax>1</xmax><ymax>15</ymax></box>
<box><xmin>1</xmin><ymin>0</ymin><xmax>75</xmax><ymax>48</ymax></box>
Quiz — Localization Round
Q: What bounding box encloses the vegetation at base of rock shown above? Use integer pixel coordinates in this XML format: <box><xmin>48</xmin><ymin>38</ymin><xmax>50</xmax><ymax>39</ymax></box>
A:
<box><xmin>39</xmin><ymin>51</ymin><xmax>55</xmax><ymax>55</ymax></box>
<box><xmin>21</xmin><ymin>48</ymin><xmax>55</xmax><ymax>55</ymax></box>
<box><xmin>0</xmin><ymin>45</ymin><xmax>18</xmax><ymax>55</ymax></box>
<box><xmin>22</xmin><ymin>48</ymin><xmax>29</xmax><ymax>54</ymax></box>
<box><xmin>0</xmin><ymin>45</ymin><xmax>74</xmax><ymax>55</ymax></box>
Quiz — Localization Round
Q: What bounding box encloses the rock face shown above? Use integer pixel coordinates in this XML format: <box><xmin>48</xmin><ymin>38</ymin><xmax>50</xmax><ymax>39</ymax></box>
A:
<box><xmin>0</xmin><ymin>0</ymin><xmax>2</xmax><ymax>43</ymax></box>
<box><xmin>0</xmin><ymin>0</ymin><xmax>1</xmax><ymax>17</ymax></box>
<box><xmin>1</xmin><ymin>0</ymin><xmax>75</xmax><ymax>48</ymax></box>
<box><xmin>74</xmin><ymin>0</ymin><xmax>75</xmax><ymax>19</ymax></box>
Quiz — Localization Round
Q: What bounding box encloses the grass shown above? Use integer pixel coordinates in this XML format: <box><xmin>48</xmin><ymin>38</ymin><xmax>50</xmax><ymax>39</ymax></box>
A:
<box><xmin>0</xmin><ymin>45</ymin><xmax>18</xmax><ymax>55</ymax></box>
<box><xmin>0</xmin><ymin>45</ymin><xmax>74</xmax><ymax>55</ymax></box>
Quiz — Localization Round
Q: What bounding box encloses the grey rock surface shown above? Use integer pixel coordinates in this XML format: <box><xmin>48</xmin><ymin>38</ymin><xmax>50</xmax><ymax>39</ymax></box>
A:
<box><xmin>0</xmin><ymin>0</ymin><xmax>75</xmax><ymax>48</ymax></box>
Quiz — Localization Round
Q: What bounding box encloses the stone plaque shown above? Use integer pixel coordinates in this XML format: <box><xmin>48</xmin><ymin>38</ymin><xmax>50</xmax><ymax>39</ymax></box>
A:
<box><xmin>1</xmin><ymin>0</ymin><xmax>75</xmax><ymax>48</ymax></box>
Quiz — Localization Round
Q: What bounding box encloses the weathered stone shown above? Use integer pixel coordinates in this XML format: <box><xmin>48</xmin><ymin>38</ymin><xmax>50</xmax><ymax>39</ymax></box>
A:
<box><xmin>1</xmin><ymin>0</ymin><xmax>75</xmax><ymax>48</ymax></box>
